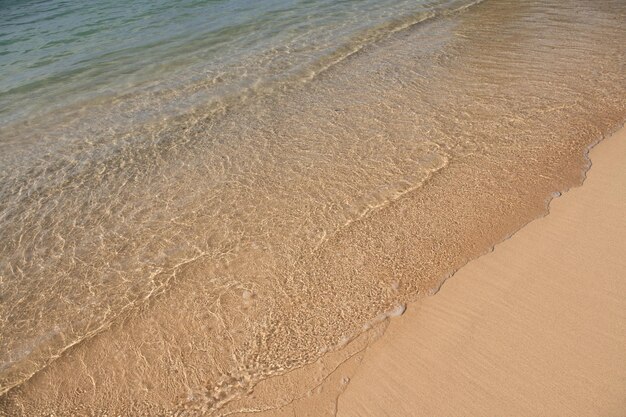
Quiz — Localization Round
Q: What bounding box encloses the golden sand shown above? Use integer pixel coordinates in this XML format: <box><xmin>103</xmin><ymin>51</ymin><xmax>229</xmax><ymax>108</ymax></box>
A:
<box><xmin>1</xmin><ymin>1</ymin><xmax>625</xmax><ymax>415</ymax></box>
<box><xmin>336</xmin><ymin>126</ymin><xmax>626</xmax><ymax>417</ymax></box>
<box><xmin>191</xmin><ymin>127</ymin><xmax>626</xmax><ymax>417</ymax></box>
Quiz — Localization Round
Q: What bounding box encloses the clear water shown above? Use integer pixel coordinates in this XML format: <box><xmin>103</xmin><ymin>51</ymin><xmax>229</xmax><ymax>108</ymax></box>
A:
<box><xmin>0</xmin><ymin>0</ymin><xmax>466</xmax><ymax>126</ymax></box>
<box><xmin>1</xmin><ymin>0</ymin><xmax>625</xmax><ymax>414</ymax></box>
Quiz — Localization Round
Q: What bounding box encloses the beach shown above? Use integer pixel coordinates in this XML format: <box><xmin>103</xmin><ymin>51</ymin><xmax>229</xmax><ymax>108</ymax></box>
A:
<box><xmin>335</xmin><ymin>126</ymin><xmax>626</xmax><ymax>417</ymax></box>
<box><xmin>224</xmin><ymin>126</ymin><xmax>626</xmax><ymax>417</ymax></box>
<box><xmin>1</xmin><ymin>0</ymin><xmax>625</xmax><ymax>415</ymax></box>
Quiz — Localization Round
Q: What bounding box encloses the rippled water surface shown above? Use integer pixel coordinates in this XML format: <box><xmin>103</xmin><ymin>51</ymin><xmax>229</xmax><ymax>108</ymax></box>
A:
<box><xmin>1</xmin><ymin>0</ymin><xmax>625</xmax><ymax>415</ymax></box>
<box><xmin>0</xmin><ymin>0</ymin><xmax>467</xmax><ymax>125</ymax></box>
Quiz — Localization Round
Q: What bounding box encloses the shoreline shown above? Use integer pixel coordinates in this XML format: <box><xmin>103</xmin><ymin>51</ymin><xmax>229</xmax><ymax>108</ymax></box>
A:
<box><xmin>2</xmin><ymin>1</ymin><xmax>625</xmax><ymax>414</ymax></box>
<box><xmin>220</xmin><ymin>124</ymin><xmax>626</xmax><ymax>417</ymax></box>
<box><xmin>335</xmin><ymin>126</ymin><xmax>626</xmax><ymax>416</ymax></box>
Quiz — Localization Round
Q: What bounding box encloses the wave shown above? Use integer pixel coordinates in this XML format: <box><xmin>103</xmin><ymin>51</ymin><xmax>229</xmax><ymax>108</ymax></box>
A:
<box><xmin>1</xmin><ymin>0</ymin><xmax>625</xmax><ymax>414</ymax></box>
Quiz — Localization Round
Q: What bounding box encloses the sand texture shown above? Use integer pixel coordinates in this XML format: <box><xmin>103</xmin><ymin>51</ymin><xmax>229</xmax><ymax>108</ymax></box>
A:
<box><xmin>2</xmin><ymin>2</ymin><xmax>625</xmax><ymax>414</ymax></box>
<box><xmin>335</xmin><ymin>127</ymin><xmax>626</xmax><ymax>417</ymax></box>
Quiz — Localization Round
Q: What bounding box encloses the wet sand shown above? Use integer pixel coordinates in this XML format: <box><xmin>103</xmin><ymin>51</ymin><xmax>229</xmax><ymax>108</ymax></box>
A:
<box><xmin>336</xmin><ymin>126</ymin><xmax>626</xmax><ymax>417</ymax></box>
<box><xmin>1</xmin><ymin>1</ymin><xmax>625</xmax><ymax>415</ymax></box>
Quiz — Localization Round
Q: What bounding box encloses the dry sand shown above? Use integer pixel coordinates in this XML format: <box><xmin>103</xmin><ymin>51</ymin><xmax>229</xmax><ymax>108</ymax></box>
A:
<box><xmin>336</xmin><ymin>126</ymin><xmax>626</xmax><ymax>417</ymax></box>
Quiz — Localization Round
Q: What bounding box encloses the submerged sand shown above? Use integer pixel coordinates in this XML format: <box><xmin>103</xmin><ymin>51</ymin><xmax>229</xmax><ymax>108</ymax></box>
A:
<box><xmin>1</xmin><ymin>1</ymin><xmax>625</xmax><ymax>415</ymax></box>
<box><xmin>336</xmin><ymin>127</ymin><xmax>626</xmax><ymax>416</ymax></box>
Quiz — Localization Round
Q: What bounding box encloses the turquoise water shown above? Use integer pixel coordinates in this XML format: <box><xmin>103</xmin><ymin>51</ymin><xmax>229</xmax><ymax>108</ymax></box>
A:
<box><xmin>0</xmin><ymin>0</ymin><xmax>463</xmax><ymax>126</ymax></box>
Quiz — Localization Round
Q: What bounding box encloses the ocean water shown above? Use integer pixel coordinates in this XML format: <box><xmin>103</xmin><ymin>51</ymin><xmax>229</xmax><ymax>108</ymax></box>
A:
<box><xmin>1</xmin><ymin>0</ymin><xmax>625</xmax><ymax>415</ymax></box>
<box><xmin>0</xmin><ymin>0</ymin><xmax>472</xmax><ymax>127</ymax></box>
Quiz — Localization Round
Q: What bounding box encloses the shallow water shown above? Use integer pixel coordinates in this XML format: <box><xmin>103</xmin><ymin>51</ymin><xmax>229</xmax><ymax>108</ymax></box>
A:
<box><xmin>0</xmin><ymin>0</ymin><xmax>469</xmax><ymax>127</ymax></box>
<box><xmin>1</xmin><ymin>0</ymin><xmax>625</xmax><ymax>415</ymax></box>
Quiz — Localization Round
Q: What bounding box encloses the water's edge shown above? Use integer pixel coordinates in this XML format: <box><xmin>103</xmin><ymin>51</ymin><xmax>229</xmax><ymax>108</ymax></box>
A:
<box><xmin>1</xmin><ymin>0</ymin><xmax>625</xmax><ymax>414</ymax></box>
<box><xmin>216</xmin><ymin>118</ymin><xmax>626</xmax><ymax>416</ymax></box>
